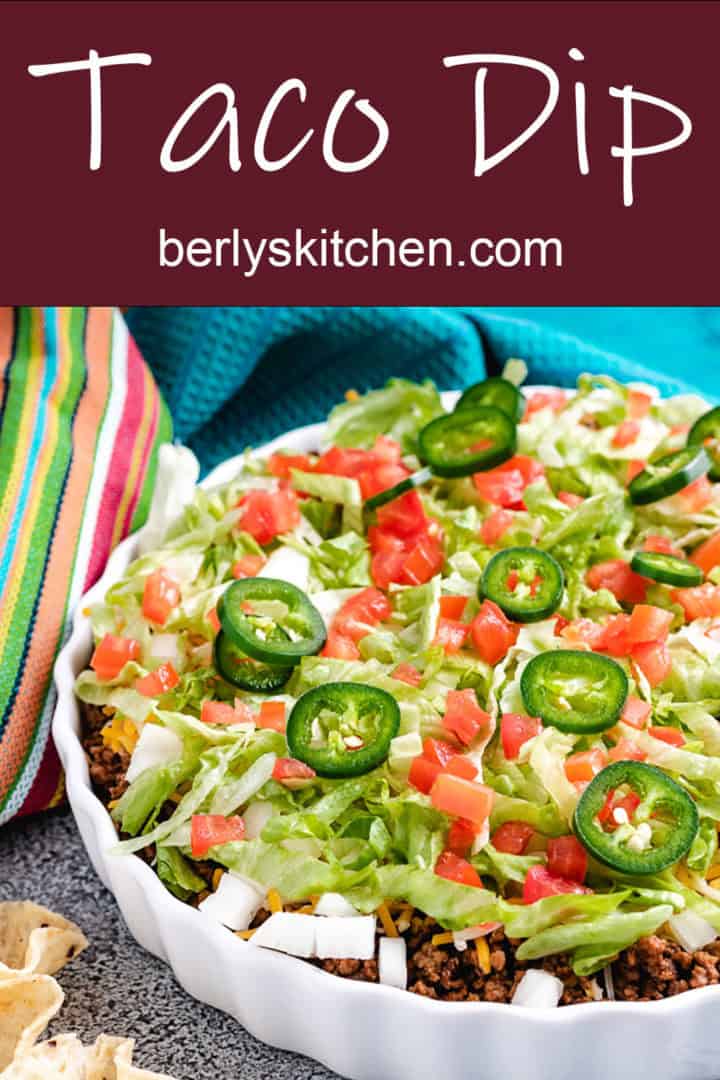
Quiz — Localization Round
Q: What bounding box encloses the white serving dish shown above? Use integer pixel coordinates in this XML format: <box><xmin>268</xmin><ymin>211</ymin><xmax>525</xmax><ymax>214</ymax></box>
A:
<box><xmin>53</xmin><ymin>390</ymin><xmax>720</xmax><ymax>1080</ymax></box>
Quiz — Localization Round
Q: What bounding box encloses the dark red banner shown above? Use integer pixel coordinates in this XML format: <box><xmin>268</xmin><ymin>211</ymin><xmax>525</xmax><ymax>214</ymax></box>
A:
<box><xmin>1</xmin><ymin>1</ymin><xmax>716</xmax><ymax>302</ymax></box>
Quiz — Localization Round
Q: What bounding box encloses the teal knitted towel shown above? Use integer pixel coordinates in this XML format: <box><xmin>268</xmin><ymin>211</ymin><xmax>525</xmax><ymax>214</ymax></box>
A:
<box><xmin>126</xmin><ymin>307</ymin><xmax>705</xmax><ymax>476</ymax></box>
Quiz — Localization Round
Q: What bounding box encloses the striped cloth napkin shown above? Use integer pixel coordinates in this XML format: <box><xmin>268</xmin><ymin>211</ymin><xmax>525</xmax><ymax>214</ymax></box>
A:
<box><xmin>0</xmin><ymin>308</ymin><xmax>171</xmax><ymax>825</ymax></box>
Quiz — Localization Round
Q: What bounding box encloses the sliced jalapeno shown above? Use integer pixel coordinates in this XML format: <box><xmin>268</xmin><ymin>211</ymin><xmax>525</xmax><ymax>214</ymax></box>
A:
<box><xmin>631</xmin><ymin>550</ymin><xmax>703</xmax><ymax>588</ymax></box>
<box><xmin>418</xmin><ymin>405</ymin><xmax>516</xmax><ymax>478</ymax></box>
<box><xmin>574</xmin><ymin>761</ymin><xmax>699</xmax><ymax>875</ymax></box>
<box><xmin>218</xmin><ymin>578</ymin><xmax>326</xmax><ymax>665</ymax></box>
<box><xmin>520</xmin><ymin>650</ymin><xmax>628</xmax><ymax>735</ymax></box>
<box><xmin>365</xmin><ymin>466</ymin><xmax>433</xmax><ymax>511</ymax></box>
<box><xmin>456</xmin><ymin>377</ymin><xmax>524</xmax><ymax>422</ymax></box>
<box><xmin>628</xmin><ymin>446</ymin><xmax>710</xmax><ymax>506</ymax></box>
<box><xmin>688</xmin><ymin>405</ymin><xmax>720</xmax><ymax>482</ymax></box>
<box><xmin>214</xmin><ymin>630</ymin><xmax>292</xmax><ymax>692</ymax></box>
<box><xmin>286</xmin><ymin>682</ymin><xmax>400</xmax><ymax>778</ymax></box>
<box><xmin>481</xmin><ymin>547</ymin><xmax>564</xmax><ymax>623</ymax></box>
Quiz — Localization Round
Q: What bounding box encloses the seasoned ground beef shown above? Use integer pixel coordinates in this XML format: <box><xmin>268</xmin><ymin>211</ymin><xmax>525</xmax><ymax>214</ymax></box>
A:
<box><xmin>78</xmin><ymin>700</ymin><xmax>720</xmax><ymax>1005</ymax></box>
<box><xmin>82</xmin><ymin>703</ymin><xmax>131</xmax><ymax>803</ymax></box>
<box><xmin>612</xmin><ymin>935</ymin><xmax>720</xmax><ymax>1001</ymax></box>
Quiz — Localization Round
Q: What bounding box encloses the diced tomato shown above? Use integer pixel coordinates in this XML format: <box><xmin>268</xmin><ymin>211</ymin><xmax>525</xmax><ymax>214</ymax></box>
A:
<box><xmin>480</xmin><ymin>508</ymin><xmax>514</xmax><ymax>545</ymax></box>
<box><xmin>408</xmin><ymin>755</ymin><xmax>442</xmax><ymax>795</ymax></box>
<box><xmin>676</xmin><ymin>475</ymin><xmax>713</xmax><ymax>513</ymax></box>
<box><xmin>238</xmin><ymin>488</ymin><xmax>301</xmax><ymax>546</ymax></box>
<box><xmin>231</xmin><ymin>554</ymin><xmax>266</xmax><ymax>579</ymax></box>
<box><xmin>554</xmin><ymin>615</ymin><xmax>570</xmax><ymax>635</ymax></box>
<box><xmin>320</xmin><ymin>630</ymin><xmax>361</xmax><ymax>660</ymax></box>
<box><xmin>501</xmin><ymin>713</ymin><xmax>542</xmax><ymax>759</ymax></box>
<box><xmin>207</xmin><ymin>607</ymin><xmax>221</xmax><ymax>633</ymax></box>
<box><xmin>557</xmin><ymin>491</ymin><xmax>584</xmax><ymax>508</ymax></box>
<box><xmin>400</xmin><ymin>530</ymin><xmax>444</xmax><ymax>585</ymax></box>
<box><xmin>612</xmin><ymin>420</ymin><xmax>641</xmax><ymax>448</ymax></box>
<box><xmin>430</xmin><ymin>774</ymin><xmax>494</xmax><ymax>827</ymax></box>
<box><xmin>332</xmin><ymin>587</ymin><xmax>391</xmax><ymax>642</ymax></box>
<box><xmin>626</xmin><ymin>604</ymin><xmax>673</xmax><ymax>645</ymax></box>
<box><xmin>313</xmin><ymin>445</ymin><xmax>377</xmax><ymax>477</ymax></box>
<box><xmin>692</xmin><ymin>530</ymin><xmax>720</xmax><ymax>576</ymax></box>
<box><xmin>523</xmin><ymin>389</ymin><xmax>567</xmax><ymax>421</ymax></box>
<box><xmin>631</xmin><ymin>641</ymin><xmax>672</xmax><ymax>687</ymax></box>
<box><xmin>608</xmin><ymin>737</ymin><xmax>647</xmax><ymax>763</ymax></box>
<box><xmin>267</xmin><ymin>452</ymin><xmax>313</xmax><ymax>479</ymax></box>
<box><xmin>627</xmin><ymin>389</ymin><xmax>653</xmax><ymax>419</ymax></box>
<box><xmin>257</xmin><ymin>700</ymin><xmax>286</xmax><ymax>732</ymax></box>
<box><xmin>564</xmin><ymin>748</ymin><xmax>607</xmax><ymax>784</ymax></box>
<box><xmin>376</xmin><ymin>490</ymin><xmax>427</xmax><ymax>537</ymax></box>
<box><xmin>201</xmin><ymin>700</ymin><xmax>245</xmax><ymax>725</ymax></box>
<box><xmin>672</xmin><ymin>583</ymin><xmax>720</xmax><ymax>620</ymax></box>
<box><xmin>596</xmin><ymin>614</ymin><xmax>632</xmax><ymax>657</ymax></box>
<box><xmin>191</xmin><ymin>814</ymin><xmax>245</xmax><ymax>857</ymax></box>
<box><xmin>523</xmin><ymin>865</ymin><xmax>592</xmax><ymax>903</ymax></box>
<box><xmin>586</xmin><ymin>560</ymin><xmax>647</xmax><ymax>605</ymax></box>
<box><xmin>447</xmin><ymin>819</ymin><xmax>479</xmax><ymax>857</ymax></box>
<box><xmin>491</xmin><ymin>821</ymin><xmax>534</xmax><ymax>855</ymax></box>
<box><xmin>272</xmin><ymin>758</ymin><xmax>317</xmax><ymax>787</ymax></box>
<box><xmin>627</xmin><ymin>459</ymin><xmax>647</xmax><ymax>484</ymax></box>
<box><xmin>367</xmin><ymin>525</ymin><xmax>405</xmax><ymax>554</ymax></box>
<box><xmin>547</xmin><ymin>835</ymin><xmax>588</xmax><ymax>883</ymax></box>
<box><xmin>473</xmin><ymin>455</ymin><xmax>545</xmax><ymax>508</ymax></box>
<box><xmin>90</xmin><ymin>634</ymin><xmax>141</xmax><ymax>682</ymax></box>
<box><xmin>371</xmin><ymin>547</ymin><xmax>406</xmax><ymax>590</ymax></box>
<box><xmin>470</xmin><ymin>600</ymin><xmax>519</xmax><ymax>665</ymax></box>
<box><xmin>371</xmin><ymin>435</ymin><xmax>403</xmax><ymax>463</ymax></box>
<box><xmin>621</xmin><ymin>695</ymin><xmax>651</xmax><ymax>729</ymax></box>
<box><xmin>560</xmin><ymin>617</ymin><xmax>607</xmax><ymax>651</ymax></box>
<box><xmin>445</xmin><ymin>756</ymin><xmax>479</xmax><ymax>781</ymax></box>
<box><xmin>643</xmin><ymin>534</ymin><xmax>679</xmax><ymax>556</ymax></box>
<box><xmin>440</xmin><ymin>596</ymin><xmax>468</xmax><ymax>620</ymax></box>
<box><xmin>423</xmin><ymin>738</ymin><xmax>461</xmax><ymax>768</ymax></box>
<box><xmin>434</xmin><ymin>617</ymin><xmax>471</xmax><ymax>655</ymax></box>
<box><xmin>357</xmin><ymin>462</ymin><xmax>410</xmax><ymax>501</ymax></box>
<box><xmin>134</xmin><ymin>661</ymin><xmax>180</xmax><ymax>698</ymax></box>
<box><xmin>443</xmin><ymin>689</ymin><xmax>490</xmax><ymax>746</ymax></box>
<box><xmin>649</xmin><ymin>725</ymin><xmax>685</xmax><ymax>747</ymax></box>
<box><xmin>142</xmin><ymin>568</ymin><xmax>181</xmax><ymax>626</ymax></box>
<box><xmin>392</xmin><ymin>662</ymin><xmax>423</xmax><ymax>686</ymax></box>
<box><xmin>598</xmin><ymin>789</ymin><xmax>642</xmax><ymax>828</ymax></box>
<box><xmin>434</xmin><ymin>850</ymin><xmax>483</xmax><ymax>888</ymax></box>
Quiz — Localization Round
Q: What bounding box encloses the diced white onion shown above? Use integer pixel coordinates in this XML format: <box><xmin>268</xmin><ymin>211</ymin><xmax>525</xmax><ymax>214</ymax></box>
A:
<box><xmin>669</xmin><ymin>911</ymin><xmax>718</xmax><ymax>953</ymax></box>
<box><xmin>452</xmin><ymin>922</ymin><xmax>501</xmax><ymax>949</ymax></box>
<box><xmin>250</xmin><ymin>912</ymin><xmax>317</xmax><ymax>957</ymax></box>
<box><xmin>243</xmin><ymin>800</ymin><xmax>276</xmax><ymax>840</ymax></box>
<box><xmin>314</xmin><ymin>915</ymin><xmax>376</xmax><ymax>960</ymax></box>
<box><xmin>258</xmin><ymin>546</ymin><xmax>310</xmax><ymax>591</ymax></box>
<box><xmin>150</xmin><ymin>632</ymin><xmax>181</xmax><ymax>666</ymax></box>
<box><xmin>512</xmin><ymin>969</ymin><xmax>564</xmax><ymax>1008</ymax></box>
<box><xmin>378</xmin><ymin>936</ymin><xmax>407</xmax><ymax>989</ymax></box>
<box><xmin>125</xmin><ymin>724</ymin><xmax>183</xmax><ymax>784</ymax></box>
<box><xmin>314</xmin><ymin>893</ymin><xmax>360</xmax><ymax>918</ymax></box>
<box><xmin>199</xmin><ymin>872</ymin><xmax>266</xmax><ymax>931</ymax></box>
<box><xmin>589</xmin><ymin>978</ymin><xmax>604</xmax><ymax>1001</ymax></box>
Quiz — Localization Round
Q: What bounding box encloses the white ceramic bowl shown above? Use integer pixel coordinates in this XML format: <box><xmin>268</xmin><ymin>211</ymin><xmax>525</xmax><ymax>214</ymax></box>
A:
<box><xmin>53</xmin><ymin>392</ymin><xmax>720</xmax><ymax>1080</ymax></box>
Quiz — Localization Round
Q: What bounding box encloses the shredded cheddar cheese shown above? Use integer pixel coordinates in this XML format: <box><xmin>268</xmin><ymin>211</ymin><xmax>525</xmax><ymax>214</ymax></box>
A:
<box><xmin>267</xmin><ymin>888</ymin><xmax>283</xmax><ymax>914</ymax></box>
<box><xmin>474</xmin><ymin>938</ymin><xmax>491</xmax><ymax>973</ymax></box>
<box><xmin>101</xmin><ymin>714</ymin><xmax>139</xmax><ymax>755</ymax></box>
<box><xmin>705</xmin><ymin>864</ymin><xmax>720</xmax><ymax>880</ymax></box>
<box><xmin>376</xmin><ymin>901</ymin><xmax>398</xmax><ymax>938</ymax></box>
<box><xmin>212</xmin><ymin>869</ymin><xmax>224</xmax><ymax>891</ymax></box>
<box><xmin>431</xmin><ymin>932</ymin><xmax>454</xmax><ymax>947</ymax></box>
<box><xmin>236</xmin><ymin>929</ymin><xmax>256</xmax><ymax>939</ymax></box>
<box><xmin>344</xmin><ymin>389</ymin><xmax>360</xmax><ymax>401</ymax></box>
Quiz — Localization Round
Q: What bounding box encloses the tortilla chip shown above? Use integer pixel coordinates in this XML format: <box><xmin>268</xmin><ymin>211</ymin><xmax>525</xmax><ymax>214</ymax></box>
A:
<box><xmin>87</xmin><ymin>1033</ymin><xmax>177</xmax><ymax>1079</ymax></box>
<box><xmin>0</xmin><ymin>902</ymin><xmax>88</xmax><ymax>978</ymax></box>
<box><xmin>1</xmin><ymin>1031</ymin><xmax>86</xmax><ymax>1078</ymax></box>
<box><xmin>0</xmin><ymin>972</ymin><xmax>64</xmax><ymax>1071</ymax></box>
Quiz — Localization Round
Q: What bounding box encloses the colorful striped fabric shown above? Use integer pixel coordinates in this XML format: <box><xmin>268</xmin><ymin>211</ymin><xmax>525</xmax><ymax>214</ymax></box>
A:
<box><xmin>0</xmin><ymin>307</ymin><xmax>172</xmax><ymax>825</ymax></box>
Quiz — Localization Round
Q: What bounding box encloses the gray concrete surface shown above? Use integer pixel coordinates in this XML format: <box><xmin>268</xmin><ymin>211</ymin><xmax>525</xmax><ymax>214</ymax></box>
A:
<box><xmin>1</xmin><ymin>808</ymin><xmax>339</xmax><ymax>1080</ymax></box>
